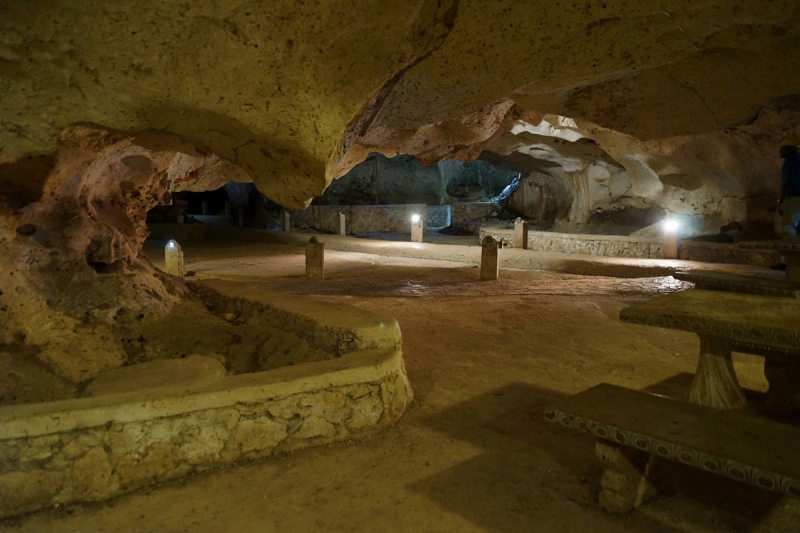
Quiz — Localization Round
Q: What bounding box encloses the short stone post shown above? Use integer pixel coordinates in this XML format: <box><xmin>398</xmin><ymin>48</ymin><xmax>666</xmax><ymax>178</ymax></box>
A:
<box><xmin>480</xmin><ymin>235</ymin><xmax>500</xmax><ymax>281</ymax></box>
<box><xmin>165</xmin><ymin>240</ymin><xmax>185</xmax><ymax>277</ymax></box>
<box><xmin>338</xmin><ymin>212</ymin><xmax>346</xmax><ymax>236</ymax></box>
<box><xmin>596</xmin><ymin>441</ymin><xmax>657</xmax><ymax>513</ymax></box>
<box><xmin>410</xmin><ymin>213</ymin><xmax>423</xmax><ymax>243</ymax></box>
<box><xmin>305</xmin><ymin>236</ymin><xmax>324</xmax><ymax>280</ymax></box>
<box><xmin>514</xmin><ymin>218</ymin><xmax>529</xmax><ymax>249</ymax></box>
<box><xmin>663</xmin><ymin>233</ymin><xmax>681</xmax><ymax>259</ymax></box>
<box><xmin>283</xmin><ymin>210</ymin><xmax>291</xmax><ymax>232</ymax></box>
<box><xmin>201</xmin><ymin>201</ymin><xmax>209</xmax><ymax>215</ymax></box>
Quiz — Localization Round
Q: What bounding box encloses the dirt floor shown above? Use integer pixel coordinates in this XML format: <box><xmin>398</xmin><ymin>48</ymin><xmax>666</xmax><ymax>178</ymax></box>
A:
<box><xmin>5</xmin><ymin>239</ymin><xmax>800</xmax><ymax>532</ymax></box>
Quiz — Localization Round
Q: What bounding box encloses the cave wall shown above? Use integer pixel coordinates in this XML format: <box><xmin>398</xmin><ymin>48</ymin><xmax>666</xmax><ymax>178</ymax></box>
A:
<box><xmin>315</xmin><ymin>153</ymin><xmax>517</xmax><ymax>207</ymax></box>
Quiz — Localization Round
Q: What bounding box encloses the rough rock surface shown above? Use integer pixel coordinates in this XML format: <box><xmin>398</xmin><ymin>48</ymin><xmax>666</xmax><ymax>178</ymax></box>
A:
<box><xmin>0</xmin><ymin>125</ymin><xmax>194</xmax><ymax>383</ymax></box>
<box><xmin>84</xmin><ymin>355</ymin><xmax>228</xmax><ymax>397</ymax></box>
<box><xmin>2</xmin><ymin>1</ymin><xmax>798</xmax><ymax>212</ymax></box>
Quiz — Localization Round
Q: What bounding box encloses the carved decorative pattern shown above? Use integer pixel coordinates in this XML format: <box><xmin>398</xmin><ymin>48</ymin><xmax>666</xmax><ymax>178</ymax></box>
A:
<box><xmin>618</xmin><ymin>310</ymin><xmax>800</xmax><ymax>350</ymax></box>
<box><xmin>544</xmin><ymin>409</ymin><xmax>800</xmax><ymax>498</ymax></box>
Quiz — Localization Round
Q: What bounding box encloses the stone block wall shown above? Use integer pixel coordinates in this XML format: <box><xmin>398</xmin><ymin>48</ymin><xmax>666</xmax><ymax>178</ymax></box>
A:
<box><xmin>292</xmin><ymin>204</ymin><xmax>427</xmax><ymax>235</ymax></box>
<box><xmin>479</xmin><ymin>227</ymin><xmax>781</xmax><ymax>265</ymax></box>
<box><xmin>146</xmin><ymin>223</ymin><xmax>208</xmax><ymax>241</ymax></box>
<box><xmin>451</xmin><ymin>202</ymin><xmax>495</xmax><ymax>224</ymax></box>
<box><xmin>426</xmin><ymin>205</ymin><xmax>451</xmax><ymax>228</ymax></box>
<box><xmin>0</xmin><ymin>360</ymin><xmax>411</xmax><ymax>517</ymax></box>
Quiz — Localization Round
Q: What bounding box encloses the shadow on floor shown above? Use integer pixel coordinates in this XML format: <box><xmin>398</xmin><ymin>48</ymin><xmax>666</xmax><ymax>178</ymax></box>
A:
<box><xmin>408</xmin><ymin>380</ymin><xmax>789</xmax><ymax>533</ymax></box>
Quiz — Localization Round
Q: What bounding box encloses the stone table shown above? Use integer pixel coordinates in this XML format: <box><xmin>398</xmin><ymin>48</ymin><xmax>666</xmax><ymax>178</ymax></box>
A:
<box><xmin>620</xmin><ymin>289</ymin><xmax>800</xmax><ymax>412</ymax></box>
<box><xmin>739</xmin><ymin>241</ymin><xmax>800</xmax><ymax>282</ymax></box>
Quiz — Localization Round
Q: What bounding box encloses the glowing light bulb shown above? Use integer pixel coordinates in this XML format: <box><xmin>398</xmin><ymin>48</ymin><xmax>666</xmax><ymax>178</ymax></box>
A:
<box><xmin>663</xmin><ymin>219</ymin><xmax>679</xmax><ymax>233</ymax></box>
<box><xmin>411</xmin><ymin>214</ymin><xmax>421</xmax><ymax>223</ymax></box>
<box><xmin>168</xmin><ymin>240</ymin><xmax>176</xmax><ymax>248</ymax></box>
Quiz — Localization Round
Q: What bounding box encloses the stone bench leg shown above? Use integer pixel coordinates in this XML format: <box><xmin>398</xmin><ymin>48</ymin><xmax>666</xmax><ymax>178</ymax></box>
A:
<box><xmin>784</xmin><ymin>252</ymin><xmax>800</xmax><ymax>283</ymax></box>
<box><xmin>689</xmin><ymin>336</ymin><xmax>746</xmax><ymax>410</ymax></box>
<box><xmin>596</xmin><ymin>441</ymin><xmax>657</xmax><ymax>513</ymax></box>
<box><xmin>764</xmin><ymin>359</ymin><xmax>800</xmax><ymax>414</ymax></box>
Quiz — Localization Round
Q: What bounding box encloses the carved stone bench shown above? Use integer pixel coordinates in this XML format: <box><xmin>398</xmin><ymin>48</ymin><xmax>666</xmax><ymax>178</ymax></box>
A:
<box><xmin>545</xmin><ymin>384</ymin><xmax>800</xmax><ymax>513</ymax></box>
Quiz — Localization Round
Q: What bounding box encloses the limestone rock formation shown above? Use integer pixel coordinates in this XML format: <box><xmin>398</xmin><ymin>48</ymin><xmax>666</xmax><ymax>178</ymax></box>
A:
<box><xmin>2</xmin><ymin>1</ymin><xmax>798</xmax><ymax>213</ymax></box>
<box><xmin>0</xmin><ymin>125</ymin><xmax>207</xmax><ymax>383</ymax></box>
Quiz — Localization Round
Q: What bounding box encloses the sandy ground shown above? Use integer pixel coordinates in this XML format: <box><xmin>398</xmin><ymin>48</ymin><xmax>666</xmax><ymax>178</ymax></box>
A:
<box><xmin>6</xmin><ymin>239</ymin><xmax>799</xmax><ymax>532</ymax></box>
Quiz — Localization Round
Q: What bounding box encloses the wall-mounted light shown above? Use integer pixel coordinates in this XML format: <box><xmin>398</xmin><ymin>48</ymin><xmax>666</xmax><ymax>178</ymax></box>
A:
<box><xmin>411</xmin><ymin>214</ymin><xmax>421</xmax><ymax>223</ymax></box>
<box><xmin>663</xmin><ymin>219</ymin><xmax>679</xmax><ymax>233</ymax></box>
<box><xmin>167</xmin><ymin>240</ymin><xmax>177</xmax><ymax>249</ymax></box>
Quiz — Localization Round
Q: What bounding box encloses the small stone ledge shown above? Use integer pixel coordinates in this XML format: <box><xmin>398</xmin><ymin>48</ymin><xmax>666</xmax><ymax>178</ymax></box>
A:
<box><xmin>0</xmin><ymin>298</ymin><xmax>413</xmax><ymax>517</ymax></box>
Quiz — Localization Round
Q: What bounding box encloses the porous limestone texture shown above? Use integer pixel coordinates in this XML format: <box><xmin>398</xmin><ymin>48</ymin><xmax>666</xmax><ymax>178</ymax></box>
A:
<box><xmin>292</xmin><ymin>204</ymin><xmax>427</xmax><ymax>235</ymax></box>
<box><xmin>479</xmin><ymin>227</ymin><xmax>781</xmax><ymax>266</ymax></box>
<box><xmin>0</xmin><ymin>297</ymin><xmax>412</xmax><ymax>517</ymax></box>
<box><xmin>3</xmin><ymin>1</ymin><xmax>798</xmax><ymax>215</ymax></box>
<box><xmin>0</xmin><ymin>125</ymin><xmax>205</xmax><ymax>383</ymax></box>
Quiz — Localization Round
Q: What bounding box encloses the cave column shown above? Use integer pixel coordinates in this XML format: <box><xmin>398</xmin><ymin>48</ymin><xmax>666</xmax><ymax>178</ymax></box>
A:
<box><xmin>164</xmin><ymin>240</ymin><xmax>185</xmax><ymax>277</ymax></box>
<box><xmin>480</xmin><ymin>236</ymin><xmax>500</xmax><ymax>281</ymax></box>
<box><xmin>305</xmin><ymin>236</ymin><xmax>324</xmax><ymax>280</ymax></box>
<box><xmin>201</xmin><ymin>201</ymin><xmax>209</xmax><ymax>215</ymax></box>
<box><xmin>338</xmin><ymin>212</ymin><xmax>346</xmax><ymax>236</ymax></box>
<box><xmin>514</xmin><ymin>218</ymin><xmax>529</xmax><ymax>249</ymax></box>
<box><xmin>283</xmin><ymin>210</ymin><xmax>291</xmax><ymax>232</ymax></box>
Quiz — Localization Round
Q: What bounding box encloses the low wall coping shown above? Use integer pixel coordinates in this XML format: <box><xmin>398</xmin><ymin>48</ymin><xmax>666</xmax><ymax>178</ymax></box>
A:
<box><xmin>0</xmin><ymin>348</ymin><xmax>403</xmax><ymax>440</ymax></box>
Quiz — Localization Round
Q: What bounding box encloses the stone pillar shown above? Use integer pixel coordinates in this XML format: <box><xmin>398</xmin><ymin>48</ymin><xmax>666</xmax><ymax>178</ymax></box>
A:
<box><xmin>164</xmin><ymin>240</ymin><xmax>185</xmax><ymax>277</ymax></box>
<box><xmin>411</xmin><ymin>214</ymin><xmax>423</xmax><ymax>243</ymax></box>
<box><xmin>224</xmin><ymin>202</ymin><xmax>231</xmax><ymax>216</ymax></box>
<box><xmin>596</xmin><ymin>441</ymin><xmax>657</xmax><ymax>513</ymax></box>
<box><xmin>235</xmin><ymin>207</ymin><xmax>244</xmax><ymax>227</ymax></box>
<box><xmin>201</xmin><ymin>201</ymin><xmax>209</xmax><ymax>215</ymax></box>
<box><xmin>177</xmin><ymin>214</ymin><xmax>184</xmax><ymax>224</ymax></box>
<box><xmin>514</xmin><ymin>218</ymin><xmax>529</xmax><ymax>249</ymax></box>
<box><xmin>689</xmin><ymin>335</ymin><xmax>746</xmax><ymax>410</ymax></box>
<box><xmin>663</xmin><ymin>233</ymin><xmax>681</xmax><ymax>259</ymax></box>
<box><xmin>283</xmin><ymin>210</ymin><xmax>291</xmax><ymax>232</ymax></box>
<box><xmin>480</xmin><ymin>235</ymin><xmax>500</xmax><ymax>281</ymax></box>
<box><xmin>305</xmin><ymin>236</ymin><xmax>324</xmax><ymax>280</ymax></box>
<box><xmin>338</xmin><ymin>212</ymin><xmax>346</xmax><ymax>236</ymax></box>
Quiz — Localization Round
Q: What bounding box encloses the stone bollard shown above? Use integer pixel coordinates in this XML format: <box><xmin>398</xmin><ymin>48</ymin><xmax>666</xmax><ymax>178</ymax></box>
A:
<box><xmin>514</xmin><ymin>218</ymin><xmax>529</xmax><ymax>249</ymax></box>
<box><xmin>305</xmin><ymin>236</ymin><xmax>324</xmax><ymax>280</ymax></box>
<box><xmin>338</xmin><ymin>212</ymin><xmax>346</xmax><ymax>236</ymax></box>
<box><xmin>283</xmin><ymin>210</ymin><xmax>291</xmax><ymax>232</ymax></box>
<box><xmin>410</xmin><ymin>214</ymin><xmax>423</xmax><ymax>243</ymax></box>
<box><xmin>480</xmin><ymin>235</ymin><xmax>500</xmax><ymax>281</ymax></box>
<box><xmin>201</xmin><ymin>201</ymin><xmax>209</xmax><ymax>215</ymax></box>
<box><xmin>663</xmin><ymin>233</ymin><xmax>681</xmax><ymax>259</ymax></box>
<box><xmin>165</xmin><ymin>240</ymin><xmax>185</xmax><ymax>277</ymax></box>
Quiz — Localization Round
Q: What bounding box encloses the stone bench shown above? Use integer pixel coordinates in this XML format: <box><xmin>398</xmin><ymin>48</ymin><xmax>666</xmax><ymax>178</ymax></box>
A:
<box><xmin>673</xmin><ymin>271</ymin><xmax>800</xmax><ymax>298</ymax></box>
<box><xmin>739</xmin><ymin>241</ymin><xmax>800</xmax><ymax>281</ymax></box>
<box><xmin>545</xmin><ymin>384</ymin><xmax>800</xmax><ymax>513</ymax></box>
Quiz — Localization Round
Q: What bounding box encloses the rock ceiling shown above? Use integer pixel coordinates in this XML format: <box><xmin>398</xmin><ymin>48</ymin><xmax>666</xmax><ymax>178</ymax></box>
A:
<box><xmin>1</xmin><ymin>1</ymin><xmax>799</xmax><ymax>208</ymax></box>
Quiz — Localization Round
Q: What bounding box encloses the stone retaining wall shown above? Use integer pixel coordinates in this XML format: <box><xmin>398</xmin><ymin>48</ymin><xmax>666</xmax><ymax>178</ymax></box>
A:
<box><xmin>0</xmin><ymin>297</ymin><xmax>413</xmax><ymax>517</ymax></box>
<box><xmin>147</xmin><ymin>223</ymin><xmax>208</xmax><ymax>241</ymax></box>
<box><xmin>292</xmin><ymin>204</ymin><xmax>427</xmax><ymax>235</ymax></box>
<box><xmin>480</xmin><ymin>227</ymin><xmax>781</xmax><ymax>265</ymax></box>
<box><xmin>451</xmin><ymin>202</ymin><xmax>495</xmax><ymax>224</ymax></box>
